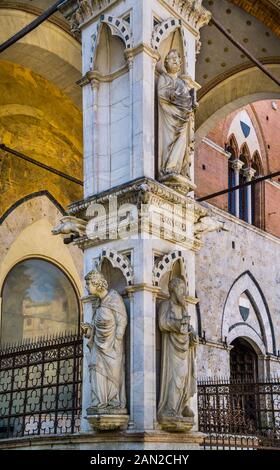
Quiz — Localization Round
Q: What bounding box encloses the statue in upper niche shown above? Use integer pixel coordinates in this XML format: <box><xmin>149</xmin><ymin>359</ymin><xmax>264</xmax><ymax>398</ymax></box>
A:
<box><xmin>158</xmin><ymin>49</ymin><xmax>196</xmax><ymax>180</ymax></box>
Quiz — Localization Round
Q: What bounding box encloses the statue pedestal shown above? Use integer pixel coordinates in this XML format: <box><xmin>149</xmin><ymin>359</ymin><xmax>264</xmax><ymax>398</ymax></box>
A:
<box><xmin>159</xmin><ymin>174</ymin><xmax>197</xmax><ymax>195</ymax></box>
<box><xmin>87</xmin><ymin>409</ymin><xmax>129</xmax><ymax>431</ymax></box>
<box><xmin>158</xmin><ymin>416</ymin><xmax>194</xmax><ymax>433</ymax></box>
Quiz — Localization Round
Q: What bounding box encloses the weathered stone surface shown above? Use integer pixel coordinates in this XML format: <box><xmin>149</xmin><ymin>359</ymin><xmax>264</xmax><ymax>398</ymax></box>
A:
<box><xmin>196</xmin><ymin>204</ymin><xmax>280</xmax><ymax>377</ymax></box>
<box><xmin>87</xmin><ymin>413</ymin><xmax>129</xmax><ymax>431</ymax></box>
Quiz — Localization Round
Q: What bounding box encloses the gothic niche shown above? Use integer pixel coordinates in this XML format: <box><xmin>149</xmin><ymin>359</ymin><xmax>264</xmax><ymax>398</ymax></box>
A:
<box><xmin>91</xmin><ymin>20</ymin><xmax>131</xmax><ymax>192</ymax></box>
<box><xmin>82</xmin><ymin>263</ymin><xmax>129</xmax><ymax>432</ymax></box>
<box><xmin>154</xmin><ymin>254</ymin><xmax>197</xmax><ymax>432</ymax></box>
<box><xmin>157</xmin><ymin>277</ymin><xmax>197</xmax><ymax>432</ymax></box>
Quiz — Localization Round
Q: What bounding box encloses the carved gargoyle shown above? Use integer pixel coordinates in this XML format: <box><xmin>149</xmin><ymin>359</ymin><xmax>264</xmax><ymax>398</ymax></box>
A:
<box><xmin>194</xmin><ymin>215</ymin><xmax>228</xmax><ymax>240</ymax></box>
<box><xmin>52</xmin><ymin>216</ymin><xmax>87</xmax><ymax>241</ymax></box>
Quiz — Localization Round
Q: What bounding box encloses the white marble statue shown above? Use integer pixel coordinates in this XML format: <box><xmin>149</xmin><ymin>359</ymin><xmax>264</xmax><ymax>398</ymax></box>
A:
<box><xmin>82</xmin><ymin>270</ymin><xmax>127</xmax><ymax>414</ymax></box>
<box><xmin>158</xmin><ymin>49</ymin><xmax>195</xmax><ymax>178</ymax></box>
<box><xmin>158</xmin><ymin>277</ymin><xmax>197</xmax><ymax>424</ymax></box>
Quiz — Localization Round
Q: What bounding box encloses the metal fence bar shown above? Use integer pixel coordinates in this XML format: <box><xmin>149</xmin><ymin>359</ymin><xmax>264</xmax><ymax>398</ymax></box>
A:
<box><xmin>198</xmin><ymin>377</ymin><xmax>280</xmax><ymax>450</ymax></box>
<box><xmin>0</xmin><ymin>332</ymin><xmax>83</xmax><ymax>438</ymax></box>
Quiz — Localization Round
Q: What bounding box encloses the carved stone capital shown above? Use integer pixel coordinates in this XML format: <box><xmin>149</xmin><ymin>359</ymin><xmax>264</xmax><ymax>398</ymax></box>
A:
<box><xmin>60</xmin><ymin>0</ymin><xmax>118</xmax><ymax>32</ymax></box>
<box><xmin>126</xmin><ymin>284</ymin><xmax>162</xmax><ymax>296</ymax></box>
<box><xmin>125</xmin><ymin>43</ymin><xmax>161</xmax><ymax>63</ymax></box>
<box><xmin>243</xmin><ymin>167</ymin><xmax>256</xmax><ymax>181</ymax></box>
<box><xmin>162</xmin><ymin>0</ymin><xmax>211</xmax><ymax>31</ymax></box>
<box><xmin>231</xmin><ymin>159</ymin><xmax>244</xmax><ymax>172</ymax></box>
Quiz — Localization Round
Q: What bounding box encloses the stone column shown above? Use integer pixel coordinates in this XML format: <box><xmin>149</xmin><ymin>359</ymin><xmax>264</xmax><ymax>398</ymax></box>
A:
<box><xmin>231</xmin><ymin>159</ymin><xmax>244</xmax><ymax>218</ymax></box>
<box><xmin>243</xmin><ymin>167</ymin><xmax>256</xmax><ymax>224</ymax></box>
<box><xmin>91</xmin><ymin>78</ymin><xmax>100</xmax><ymax>193</ymax></box>
<box><xmin>125</xmin><ymin>240</ymin><xmax>159</xmax><ymax>432</ymax></box>
<box><xmin>80</xmin><ymin>294</ymin><xmax>94</xmax><ymax>433</ymax></box>
<box><xmin>127</xmin><ymin>55</ymin><xmax>134</xmax><ymax>180</ymax></box>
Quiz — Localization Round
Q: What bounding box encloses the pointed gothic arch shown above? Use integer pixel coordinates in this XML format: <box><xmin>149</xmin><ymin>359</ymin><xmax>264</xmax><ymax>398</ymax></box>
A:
<box><xmin>0</xmin><ymin>191</ymin><xmax>66</xmax><ymax>225</ymax></box>
<box><xmin>227</xmin><ymin>134</ymin><xmax>239</xmax><ymax>160</ymax></box>
<box><xmin>240</xmin><ymin>142</ymin><xmax>251</xmax><ymax>167</ymax></box>
<box><xmin>152</xmin><ymin>250</ymin><xmax>187</xmax><ymax>288</ymax></box>
<box><xmin>91</xmin><ymin>14</ymin><xmax>133</xmax><ymax>71</ymax></box>
<box><xmin>98</xmin><ymin>249</ymin><xmax>134</xmax><ymax>287</ymax></box>
<box><xmin>221</xmin><ymin>271</ymin><xmax>276</xmax><ymax>354</ymax></box>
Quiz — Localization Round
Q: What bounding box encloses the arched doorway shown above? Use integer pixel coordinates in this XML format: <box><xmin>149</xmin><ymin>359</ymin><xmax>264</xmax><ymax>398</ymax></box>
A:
<box><xmin>230</xmin><ymin>337</ymin><xmax>258</xmax><ymax>381</ymax></box>
<box><xmin>230</xmin><ymin>338</ymin><xmax>259</xmax><ymax>431</ymax></box>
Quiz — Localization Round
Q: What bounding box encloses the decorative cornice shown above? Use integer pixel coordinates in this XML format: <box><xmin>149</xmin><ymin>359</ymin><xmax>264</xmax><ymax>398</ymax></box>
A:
<box><xmin>162</xmin><ymin>0</ymin><xmax>211</xmax><ymax>30</ymax></box>
<box><xmin>202</xmin><ymin>138</ymin><xmax>231</xmax><ymax>158</ymax></box>
<box><xmin>67</xmin><ymin>177</ymin><xmax>205</xmax><ymax>252</ymax></box>
<box><xmin>61</xmin><ymin>0</ymin><xmax>211</xmax><ymax>37</ymax></box>
<box><xmin>202</xmin><ymin>200</ymin><xmax>280</xmax><ymax>246</ymax></box>
<box><xmin>68</xmin><ymin>177</ymin><xmax>195</xmax><ymax>214</ymax></box>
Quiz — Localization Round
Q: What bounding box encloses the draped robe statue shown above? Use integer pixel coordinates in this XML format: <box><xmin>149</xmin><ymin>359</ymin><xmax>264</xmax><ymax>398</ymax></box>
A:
<box><xmin>158</xmin><ymin>278</ymin><xmax>197</xmax><ymax>425</ymax></box>
<box><xmin>158</xmin><ymin>49</ymin><xmax>195</xmax><ymax>178</ymax></box>
<box><xmin>82</xmin><ymin>270</ymin><xmax>127</xmax><ymax>413</ymax></box>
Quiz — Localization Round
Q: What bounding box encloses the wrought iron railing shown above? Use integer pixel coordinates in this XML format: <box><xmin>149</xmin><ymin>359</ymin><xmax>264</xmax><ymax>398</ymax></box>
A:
<box><xmin>198</xmin><ymin>377</ymin><xmax>280</xmax><ymax>449</ymax></box>
<box><xmin>0</xmin><ymin>332</ymin><xmax>83</xmax><ymax>438</ymax></box>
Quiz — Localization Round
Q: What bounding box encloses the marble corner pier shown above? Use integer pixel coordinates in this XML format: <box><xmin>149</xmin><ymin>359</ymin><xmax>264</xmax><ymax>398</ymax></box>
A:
<box><xmin>58</xmin><ymin>0</ymin><xmax>211</xmax><ymax>450</ymax></box>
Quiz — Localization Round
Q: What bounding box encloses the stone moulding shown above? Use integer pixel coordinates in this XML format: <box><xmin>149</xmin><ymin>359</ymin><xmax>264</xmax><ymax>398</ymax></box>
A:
<box><xmin>68</xmin><ymin>177</ymin><xmax>198</xmax><ymax>213</ymax></box>
<box><xmin>66</xmin><ymin>178</ymin><xmax>205</xmax><ymax>250</ymax></box>
<box><xmin>0</xmin><ymin>431</ymin><xmax>205</xmax><ymax>449</ymax></box>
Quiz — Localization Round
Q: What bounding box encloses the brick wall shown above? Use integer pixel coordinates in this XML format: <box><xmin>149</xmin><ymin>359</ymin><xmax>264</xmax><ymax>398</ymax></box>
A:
<box><xmin>195</xmin><ymin>99</ymin><xmax>280</xmax><ymax>238</ymax></box>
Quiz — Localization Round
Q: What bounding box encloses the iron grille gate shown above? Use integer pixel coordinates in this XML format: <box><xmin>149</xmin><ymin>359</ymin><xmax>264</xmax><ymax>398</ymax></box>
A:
<box><xmin>0</xmin><ymin>333</ymin><xmax>83</xmax><ymax>438</ymax></box>
<box><xmin>198</xmin><ymin>378</ymin><xmax>280</xmax><ymax>450</ymax></box>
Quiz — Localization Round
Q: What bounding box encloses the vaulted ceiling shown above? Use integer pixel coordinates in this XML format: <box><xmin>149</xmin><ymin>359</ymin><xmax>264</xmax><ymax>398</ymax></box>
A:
<box><xmin>230</xmin><ymin>0</ymin><xmax>280</xmax><ymax>36</ymax></box>
<box><xmin>198</xmin><ymin>0</ymin><xmax>280</xmax><ymax>94</ymax></box>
